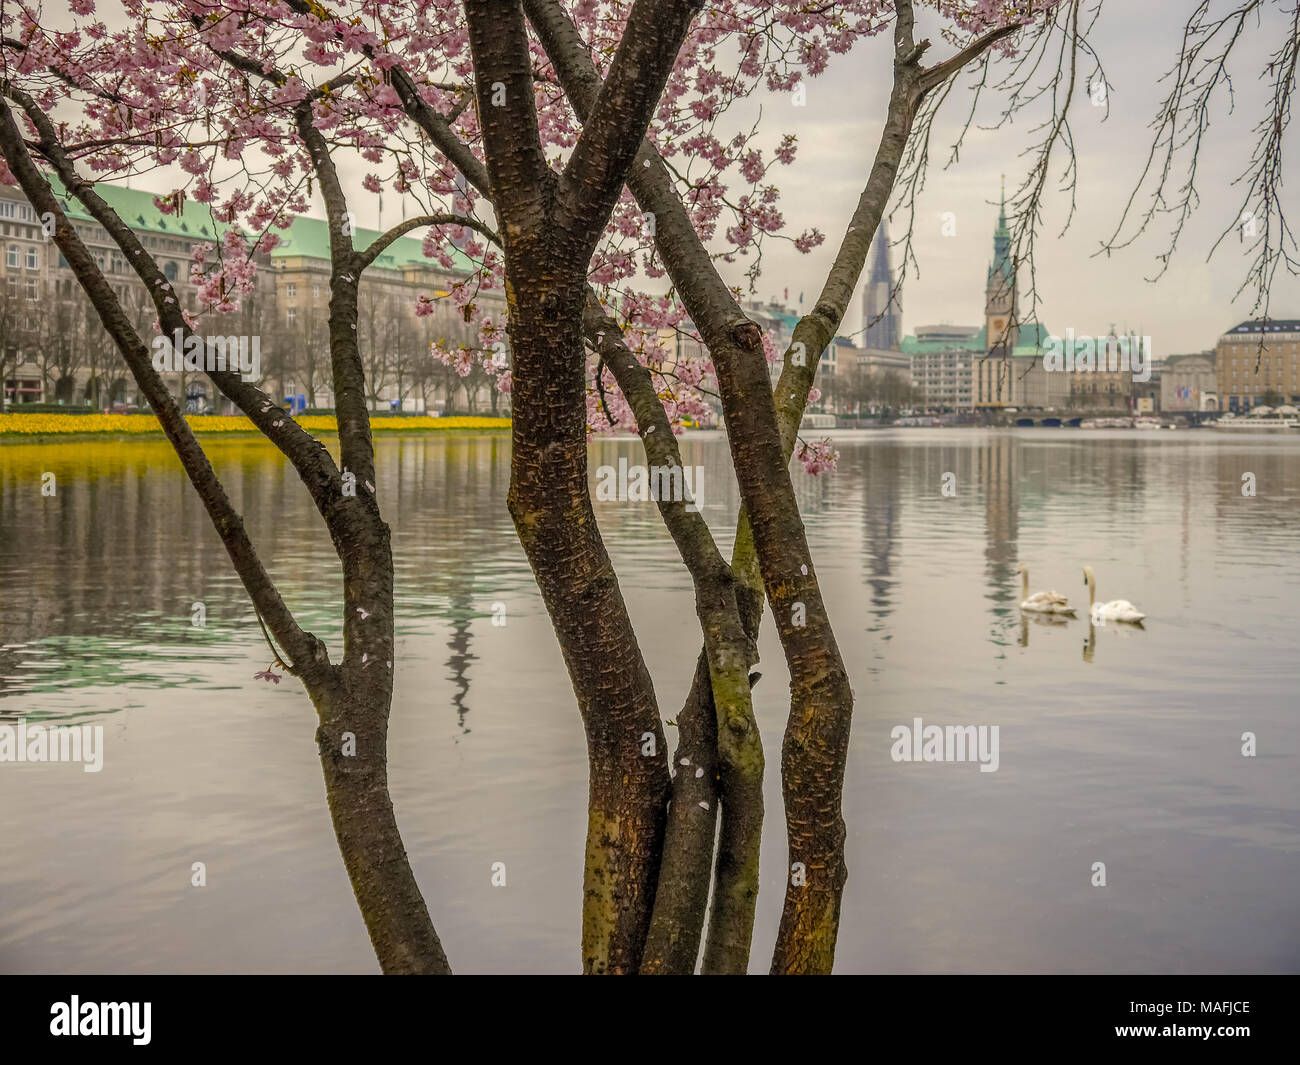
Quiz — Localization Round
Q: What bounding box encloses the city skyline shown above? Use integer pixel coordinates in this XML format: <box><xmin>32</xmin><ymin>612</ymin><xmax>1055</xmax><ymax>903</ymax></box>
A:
<box><xmin>289</xmin><ymin>3</ymin><xmax>1296</xmax><ymax>356</ymax></box>
<box><xmin>37</xmin><ymin>3</ymin><xmax>1295</xmax><ymax>363</ymax></box>
<box><xmin>760</xmin><ymin>2</ymin><xmax>1300</xmax><ymax>353</ymax></box>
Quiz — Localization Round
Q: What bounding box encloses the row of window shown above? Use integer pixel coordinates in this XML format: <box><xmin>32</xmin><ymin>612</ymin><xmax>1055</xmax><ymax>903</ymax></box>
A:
<box><xmin>4</xmin><ymin>244</ymin><xmax>181</xmax><ymax>281</ymax></box>
<box><xmin>5</xmin><ymin>274</ymin><xmax>184</xmax><ymax>306</ymax></box>
<box><xmin>72</xmin><ymin>223</ymin><xmax>108</xmax><ymax>244</ymax></box>
<box><xmin>0</xmin><ymin>223</ymin><xmax>44</xmax><ymax>240</ymax></box>
<box><xmin>142</xmin><ymin>234</ymin><xmax>193</xmax><ymax>254</ymax></box>
<box><xmin>0</xmin><ymin>201</ymin><xmax>36</xmax><ymax>222</ymax></box>
<box><xmin>5</xmin><ymin>245</ymin><xmax>39</xmax><ymax>269</ymax></box>
<box><xmin>6</xmin><ymin>276</ymin><xmax>41</xmax><ymax>300</ymax></box>
<box><xmin>6</xmin><ymin>212</ymin><xmax>197</xmax><ymax>257</ymax></box>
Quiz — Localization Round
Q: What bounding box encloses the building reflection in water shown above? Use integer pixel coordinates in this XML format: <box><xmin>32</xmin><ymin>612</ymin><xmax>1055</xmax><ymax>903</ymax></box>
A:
<box><xmin>977</xmin><ymin>433</ymin><xmax>1019</xmax><ymax>650</ymax></box>
<box><xmin>858</xmin><ymin>441</ymin><xmax>901</xmax><ymax>638</ymax></box>
<box><xmin>444</xmin><ymin>584</ymin><xmax>476</xmax><ymax>736</ymax></box>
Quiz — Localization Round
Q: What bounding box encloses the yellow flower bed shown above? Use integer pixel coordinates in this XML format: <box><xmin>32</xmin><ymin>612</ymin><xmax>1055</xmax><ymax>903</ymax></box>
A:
<box><xmin>0</xmin><ymin>412</ymin><xmax>510</xmax><ymax>436</ymax></box>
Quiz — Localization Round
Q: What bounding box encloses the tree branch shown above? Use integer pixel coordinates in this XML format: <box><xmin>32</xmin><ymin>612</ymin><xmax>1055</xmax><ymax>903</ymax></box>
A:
<box><xmin>463</xmin><ymin>0</ymin><xmax>553</xmax><ymax>243</ymax></box>
<box><xmin>556</xmin><ymin>0</ymin><xmax>704</xmax><ymax>261</ymax></box>
<box><xmin>357</xmin><ymin>212</ymin><xmax>501</xmax><ymax>270</ymax></box>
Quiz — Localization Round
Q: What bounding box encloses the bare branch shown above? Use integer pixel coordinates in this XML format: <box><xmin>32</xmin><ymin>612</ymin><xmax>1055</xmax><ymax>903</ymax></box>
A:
<box><xmin>357</xmin><ymin>212</ymin><xmax>501</xmax><ymax>269</ymax></box>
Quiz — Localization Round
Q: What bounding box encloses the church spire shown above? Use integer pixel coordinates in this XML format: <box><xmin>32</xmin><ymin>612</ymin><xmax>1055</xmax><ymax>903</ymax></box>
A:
<box><xmin>989</xmin><ymin>175</ymin><xmax>1012</xmax><ymax>287</ymax></box>
<box><xmin>862</xmin><ymin>222</ymin><xmax>901</xmax><ymax>350</ymax></box>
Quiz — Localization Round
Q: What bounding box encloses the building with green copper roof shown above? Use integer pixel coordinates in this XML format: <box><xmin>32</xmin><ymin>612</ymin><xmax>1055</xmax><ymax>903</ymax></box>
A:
<box><xmin>1</xmin><ymin>176</ymin><xmax>502</xmax><ymax>412</ymax></box>
<box><xmin>898</xmin><ymin>188</ymin><xmax>1062</xmax><ymax>411</ymax></box>
<box><xmin>40</xmin><ymin>173</ymin><xmax>477</xmax><ymax>274</ymax></box>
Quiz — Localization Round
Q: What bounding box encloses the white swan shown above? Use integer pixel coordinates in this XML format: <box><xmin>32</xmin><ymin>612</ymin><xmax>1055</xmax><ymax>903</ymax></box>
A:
<box><xmin>1083</xmin><ymin>565</ymin><xmax>1146</xmax><ymax>623</ymax></box>
<box><xmin>1018</xmin><ymin>563</ymin><xmax>1076</xmax><ymax>615</ymax></box>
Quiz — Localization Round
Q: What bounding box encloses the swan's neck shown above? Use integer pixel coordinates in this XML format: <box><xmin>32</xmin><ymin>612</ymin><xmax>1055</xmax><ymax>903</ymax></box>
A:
<box><xmin>1087</xmin><ymin>574</ymin><xmax>1096</xmax><ymax>608</ymax></box>
<box><xmin>1021</xmin><ymin>569</ymin><xmax>1028</xmax><ymax>599</ymax></box>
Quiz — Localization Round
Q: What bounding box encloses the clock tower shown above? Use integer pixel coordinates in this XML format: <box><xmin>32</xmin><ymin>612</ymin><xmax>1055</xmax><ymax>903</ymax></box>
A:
<box><xmin>985</xmin><ymin>177</ymin><xmax>1017</xmax><ymax>355</ymax></box>
<box><xmin>979</xmin><ymin>177</ymin><xmax>1018</xmax><ymax>406</ymax></box>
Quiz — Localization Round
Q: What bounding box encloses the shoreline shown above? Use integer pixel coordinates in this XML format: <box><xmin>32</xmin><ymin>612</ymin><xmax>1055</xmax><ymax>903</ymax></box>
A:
<box><xmin>0</xmin><ymin>413</ymin><xmax>511</xmax><ymax>442</ymax></box>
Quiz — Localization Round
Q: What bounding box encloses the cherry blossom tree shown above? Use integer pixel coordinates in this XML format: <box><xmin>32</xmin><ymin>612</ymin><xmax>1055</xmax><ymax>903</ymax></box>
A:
<box><xmin>8</xmin><ymin>0</ymin><xmax>1281</xmax><ymax>974</ymax></box>
<box><xmin>0</xmin><ymin>0</ymin><xmax>1049</xmax><ymax>976</ymax></box>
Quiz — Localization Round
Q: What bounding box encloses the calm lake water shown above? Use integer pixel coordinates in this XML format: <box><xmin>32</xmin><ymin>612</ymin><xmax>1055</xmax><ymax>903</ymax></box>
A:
<box><xmin>1</xmin><ymin>428</ymin><xmax>1297</xmax><ymax>974</ymax></box>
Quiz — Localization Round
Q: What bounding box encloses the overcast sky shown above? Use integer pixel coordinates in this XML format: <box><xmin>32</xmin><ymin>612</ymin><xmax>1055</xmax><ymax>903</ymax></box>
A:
<box><xmin>727</xmin><ymin>1</ymin><xmax>1300</xmax><ymax>356</ymax></box>
<box><xmin>342</xmin><ymin>3</ymin><xmax>1297</xmax><ymax>357</ymax></box>
<box><xmin>92</xmin><ymin>3</ymin><xmax>1298</xmax><ymax>357</ymax></box>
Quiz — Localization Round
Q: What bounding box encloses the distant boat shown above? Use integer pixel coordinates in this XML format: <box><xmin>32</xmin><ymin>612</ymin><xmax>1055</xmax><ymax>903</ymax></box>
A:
<box><xmin>1080</xmin><ymin>416</ymin><xmax>1134</xmax><ymax>429</ymax></box>
<box><xmin>1212</xmin><ymin>407</ymin><xmax>1299</xmax><ymax>431</ymax></box>
<box><xmin>1133</xmin><ymin>417</ymin><xmax>1162</xmax><ymax>430</ymax></box>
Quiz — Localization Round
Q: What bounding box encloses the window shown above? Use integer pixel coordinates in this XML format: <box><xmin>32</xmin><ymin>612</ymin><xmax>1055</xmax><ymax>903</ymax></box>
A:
<box><xmin>5</xmin><ymin>245</ymin><xmax>16</xmax><ymax>268</ymax></box>
<box><xmin>312</xmin><ymin>283</ymin><xmax>320</xmax><ymax>299</ymax></box>
<box><xmin>25</xmin><ymin>246</ymin><xmax>38</xmax><ymax>270</ymax></box>
<box><xmin>25</xmin><ymin>278</ymin><xmax>38</xmax><ymax>301</ymax></box>
<box><xmin>286</xmin><ymin>308</ymin><xmax>297</xmax><ymax>325</ymax></box>
<box><xmin>163</xmin><ymin>261</ymin><xmax>179</xmax><ymax>282</ymax></box>
<box><xmin>286</xmin><ymin>282</ymin><xmax>297</xmax><ymax>300</ymax></box>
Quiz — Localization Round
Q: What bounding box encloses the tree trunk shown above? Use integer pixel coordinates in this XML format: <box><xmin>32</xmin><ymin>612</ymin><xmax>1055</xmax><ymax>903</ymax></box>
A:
<box><xmin>639</xmin><ymin>650</ymin><xmax>717</xmax><ymax>972</ymax></box>
<box><xmin>312</xmin><ymin>681</ymin><xmax>451</xmax><ymax>974</ymax></box>
<box><xmin>506</xmin><ymin>275</ymin><xmax>668</xmax><ymax>973</ymax></box>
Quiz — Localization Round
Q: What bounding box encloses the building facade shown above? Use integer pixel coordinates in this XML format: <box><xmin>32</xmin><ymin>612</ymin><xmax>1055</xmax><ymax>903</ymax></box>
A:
<box><xmin>1160</xmin><ymin>352</ymin><xmax>1217</xmax><ymax>412</ymax></box>
<box><xmin>1132</xmin><ymin>368</ymin><xmax>1161</xmax><ymax>413</ymax></box>
<box><xmin>902</xmin><ymin>324</ymin><xmax>979</xmax><ymax>409</ymax></box>
<box><xmin>856</xmin><ymin>345</ymin><xmax>910</xmax><ymax>376</ymax></box>
<box><xmin>1</xmin><ymin>179</ymin><xmax>504</xmax><ymax>414</ymax></box>
<box><xmin>268</xmin><ymin>215</ymin><xmax>498</xmax><ymax>413</ymax></box>
<box><xmin>1216</xmin><ymin>320</ymin><xmax>1300</xmax><ymax>411</ymax></box>
<box><xmin>1068</xmin><ymin>342</ymin><xmax>1135</xmax><ymax>409</ymax></box>
<box><xmin>1</xmin><ymin>178</ymin><xmax>230</xmax><ymax>410</ymax></box>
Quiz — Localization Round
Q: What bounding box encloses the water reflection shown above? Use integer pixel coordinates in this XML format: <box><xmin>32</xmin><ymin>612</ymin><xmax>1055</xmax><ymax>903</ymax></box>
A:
<box><xmin>445</xmin><ymin>583</ymin><xmax>476</xmax><ymax>736</ymax></box>
<box><xmin>1</xmin><ymin>428</ymin><xmax>1298</xmax><ymax>974</ymax></box>
<box><xmin>1018</xmin><ymin>612</ymin><xmax>1071</xmax><ymax>648</ymax></box>
<box><xmin>857</xmin><ymin>441</ymin><xmax>901</xmax><ymax>635</ymax></box>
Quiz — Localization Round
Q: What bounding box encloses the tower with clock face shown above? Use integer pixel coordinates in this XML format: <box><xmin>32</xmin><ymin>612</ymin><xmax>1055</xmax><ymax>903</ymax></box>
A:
<box><xmin>983</xmin><ymin>179</ymin><xmax>1019</xmax><ymax>405</ymax></box>
<box><xmin>986</xmin><ymin>183</ymin><xmax>1017</xmax><ymax>355</ymax></box>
